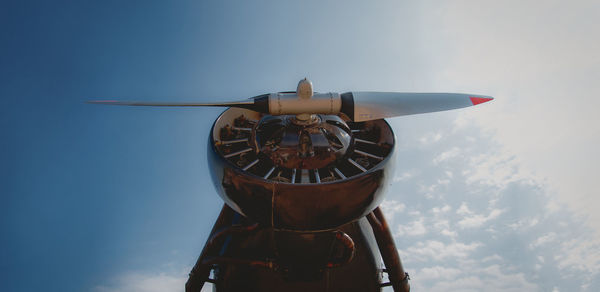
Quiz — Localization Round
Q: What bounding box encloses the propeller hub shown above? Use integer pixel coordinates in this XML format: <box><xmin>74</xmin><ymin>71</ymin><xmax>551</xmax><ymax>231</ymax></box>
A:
<box><xmin>296</xmin><ymin>78</ymin><xmax>313</xmax><ymax>100</ymax></box>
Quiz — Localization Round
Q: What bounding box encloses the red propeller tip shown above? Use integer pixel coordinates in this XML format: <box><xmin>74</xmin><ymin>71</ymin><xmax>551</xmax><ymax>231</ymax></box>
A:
<box><xmin>469</xmin><ymin>97</ymin><xmax>493</xmax><ymax>105</ymax></box>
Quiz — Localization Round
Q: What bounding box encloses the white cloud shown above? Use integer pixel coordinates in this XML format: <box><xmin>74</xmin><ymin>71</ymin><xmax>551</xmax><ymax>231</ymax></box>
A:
<box><xmin>456</xmin><ymin>202</ymin><xmax>473</xmax><ymax>215</ymax></box>
<box><xmin>437</xmin><ymin>178</ymin><xmax>450</xmax><ymax>185</ymax></box>
<box><xmin>417</xmin><ymin>265</ymin><xmax>538</xmax><ymax>292</ymax></box>
<box><xmin>440</xmin><ymin>229</ymin><xmax>457</xmax><ymax>238</ymax></box>
<box><xmin>433</xmin><ymin>147</ymin><xmax>460</xmax><ymax>165</ymax></box>
<box><xmin>418</xmin><ymin>266</ymin><xmax>462</xmax><ymax>281</ymax></box>
<box><xmin>402</xmin><ymin>240</ymin><xmax>481</xmax><ymax>262</ymax></box>
<box><xmin>93</xmin><ymin>270</ymin><xmax>212</xmax><ymax>292</ymax></box>
<box><xmin>545</xmin><ymin>199</ymin><xmax>561</xmax><ymax>214</ymax></box>
<box><xmin>507</xmin><ymin>217</ymin><xmax>540</xmax><ymax>230</ymax></box>
<box><xmin>431</xmin><ymin>212</ymin><xmax>457</xmax><ymax>237</ymax></box>
<box><xmin>417</xmin><ymin>182</ymin><xmax>438</xmax><ymax>198</ymax></box>
<box><xmin>393</xmin><ymin>171</ymin><xmax>414</xmax><ymax>182</ymax></box>
<box><xmin>537</xmin><ymin>256</ymin><xmax>545</xmax><ymax>264</ymax></box>
<box><xmin>458</xmin><ymin>208</ymin><xmax>505</xmax><ymax>229</ymax></box>
<box><xmin>397</xmin><ymin>218</ymin><xmax>427</xmax><ymax>236</ymax></box>
<box><xmin>529</xmin><ymin>232</ymin><xmax>557</xmax><ymax>249</ymax></box>
<box><xmin>408</xmin><ymin>210</ymin><xmax>421</xmax><ymax>217</ymax></box>
<box><xmin>463</xmin><ymin>150</ymin><xmax>536</xmax><ymax>190</ymax></box>
<box><xmin>380</xmin><ymin>199</ymin><xmax>406</xmax><ymax>214</ymax></box>
<box><xmin>482</xmin><ymin>254</ymin><xmax>503</xmax><ymax>263</ymax></box>
<box><xmin>419</xmin><ymin>132</ymin><xmax>443</xmax><ymax>145</ymax></box>
<box><xmin>554</xmin><ymin>236</ymin><xmax>600</xmax><ymax>277</ymax></box>
<box><xmin>432</xmin><ymin>205</ymin><xmax>451</xmax><ymax>214</ymax></box>
<box><xmin>419</xmin><ymin>0</ymin><xmax>600</xmax><ymax>233</ymax></box>
<box><xmin>380</xmin><ymin>199</ymin><xmax>406</xmax><ymax>223</ymax></box>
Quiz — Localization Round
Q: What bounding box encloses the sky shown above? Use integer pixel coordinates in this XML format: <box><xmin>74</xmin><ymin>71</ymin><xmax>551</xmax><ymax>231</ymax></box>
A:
<box><xmin>2</xmin><ymin>0</ymin><xmax>599</xmax><ymax>291</ymax></box>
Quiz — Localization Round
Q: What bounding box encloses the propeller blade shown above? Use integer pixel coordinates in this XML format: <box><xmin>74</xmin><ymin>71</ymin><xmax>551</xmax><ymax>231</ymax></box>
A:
<box><xmin>342</xmin><ymin>92</ymin><xmax>493</xmax><ymax>122</ymax></box>
<box><xmin>87</xmin><ymin>94</ymin><xmax>270</xmax><ymax>113</ymax></box>
<box><xmin>86</xmin><ymin>100</ymin><xmax>253</xmax><ymax>107</ymax></box>
<box><xmin>88</xmin><ymin>91</ymin><xmax>493</xmax><ymax>122</ymax></box>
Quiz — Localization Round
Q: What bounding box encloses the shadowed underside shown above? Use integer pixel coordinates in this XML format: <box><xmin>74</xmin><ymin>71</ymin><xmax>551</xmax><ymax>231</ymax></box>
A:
<box><xmin>185</xmin><ymin>205</ymin><xmax>410</xmax><ymax>292</ymax></box>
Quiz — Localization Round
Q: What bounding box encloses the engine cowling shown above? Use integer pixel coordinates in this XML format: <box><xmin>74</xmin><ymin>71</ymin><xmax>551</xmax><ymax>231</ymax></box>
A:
<box><xmin>208</xmin><ymin>107</ymin><xmax>396</xmax><ymax>230</ymax></box>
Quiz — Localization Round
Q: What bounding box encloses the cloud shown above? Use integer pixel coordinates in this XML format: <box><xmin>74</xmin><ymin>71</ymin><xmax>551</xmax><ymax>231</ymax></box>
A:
<box><xmin>507</xmin><ymin>217</ymin><xmax>540</xmax><ymax>230</ymax></box>
<box><xmin>439</xmin><ymin>229</ymin><xmax>457</xmax><ymax>238</ymax></box>
<box><xmin>418</xmin><ymin>0</ymin><xmax>600</xmax><ymax>233</ymax></box>
<box><xmin>419</xmin><ymin>132</ymin><xmax>443</xmax><ymax>145</ymax></box>
<box><xmin>402</xmin><ymin>240</ymin><xmax>482</xmax><ymax>263</ymax></box>
<box><xmin>554</xmin><ymin>236</ymin><xmax>600</xmax><ymax>277</ymax></box>
<box><xmin>456</xmin><ymin>202</ymin><xmax>473</xmax><ymax>216</ymax></box>
<box><xmin>413</xmin><ymin>264</ymin><xmax>538</xmax><ymax>292</ymax></box>
<box><xmin>432</xmin><ymin>205</ymin><xmax>451</xmax><ymax>214</ymax></box>
<box><xmin>463</xmin><ymin>150</ymin><xmax>536</xmax><ymax>190</ymax></box>
<box><xmin>482</xmin><ymin>254</ymin><xmax>503</xmax><ymax>263</ymax></box>
<box><xmin>431</xmin><ymin>207</ymin><xmax>457</xmax><ymax>237</ymax></box>
<box><xmin>385</xmin><ymin>90</ymin><xmax>600</xmax><ymax>290</ymax></box>
<box><xmin>418</xmin><ymin>266</ymin><xmax>462</xmax><ymax>281</ymax></box>
<box><xmin>381</xmin><ymin>3</ymin><xmax>600</xmax><ymax>290</ymax></box>
<box><xmin>457</xmin><ymin>208</ymin><xmax>505</xmax><ymax>229</ymax></box>
<box><xmin>397</xmin><ymin>218</ymin><xmax>427</xmax><ymax>237</ymax></box>
<box><xmin>380</xmin><ymin>199</ymin><xmax>406</xmax><ymax>222</ymax></box>
<box><xmin>393</xmin><ymin>171</ymin><xmax>414</xmax><ymax>182</ymax></box>
<box><xmin>433</xmin><ymin>147</ymin><xmax>460</xmax><ymax>165</ymax></box>
<box><xmin>94</xmin><ymin>270</ymin><xmax>212</xmax><ymax>292</ymax></box>
<box><xmin>529</xmin><ymin>232</ymin><xmax>557</xmax><ymax>249</ymax></box>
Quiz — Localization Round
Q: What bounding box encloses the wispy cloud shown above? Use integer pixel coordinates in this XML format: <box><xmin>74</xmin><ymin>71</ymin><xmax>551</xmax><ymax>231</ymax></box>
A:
<box><xmin>94</xmin><ymin>270</ymin><xmax>212</xmax><ymax>292</ymax></box>
<box><xmin>380</xmin><ymin>199</ymin><xmax>406</xmax><ymax>223</ymax></box>
<box><xmin>433</xmin><ymin>147</ymin><xmax>461</xmax><ymax>165</ymax></box>
<box><xmin>529</xmin><ymin>232</ymin><xmax>557</xmax><ymax>249</ymax></box>
<box><xmin>384</xmin><ymin>87</ymin><xmax>600</xmax><ymax>290</ymax></box>
<box><xmin>397</xmin><ymin>218</ymin><xmax>427</xmax><ymax>237</ymax></box>
<box><xmin>419</xmin><ymin>132</ymin><xmax>443</xmax><ymax>145</ymax></box>
<box><xmin>420</xmin><ymin>0</ymin><xmax>600</xmax><ymax>233</ymax></box>
<box><xmin>401</xmin><ymin>240</ymin><xmax>482</xmax><ymax>262</ymax></box>
<box><xmin>555</xmin><ymin>236</ymin><xmax>600</xmax><ymax>277</ymax></box>
<box><xmin>393</xmin><ymin>171</ymin><xmax>414</xmax><ymax>182</ymax></box>
<box><xmin>457</xmin><ymin>208</ymin><xmax>505</xmax><ymax>229</ymax></box>
<box><xmin>419</xmin><ymin>263</ymin><xmax>538</xmax><ymax>292</ymax></box>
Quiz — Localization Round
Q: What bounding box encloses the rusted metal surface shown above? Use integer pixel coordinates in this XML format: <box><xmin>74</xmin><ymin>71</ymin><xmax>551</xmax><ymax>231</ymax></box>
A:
<box><xmin>185</xmin><ymin>207</ymin><xmax>407</xmax><ymax>292</ymax></box>
<box><xmin>256</xmin><ymin>115</ymin><xmax>351</xmax><ymax>170</ymax></box>
<box><xmin>325</xmin><ymin>231</ymin><xmax>356</xmax><ymax>268</ymax></box>
<box><xmin>367</xmin><ymin>207</ymin><xmax>410</xmax><ymax>292</ymax></box>
<box><xmin>189</xmin><ymin>108</ymin><xmax>409</xmax><ymax>291</ymax></box>
<box><xmin>207</xmin><ymin>108</ymin><xmax>396</xmax><ymax>231</ymax></box>
<box><xmin>186</xmin><ymin>204</ymin><xmax>236</xmax><ymax>292</ymax></box>
<box><xmin>206</xmin><ymin>223</ymin><xmax>260</xmax><ymax>249</ymax></box>
<box><xmin>209</xmin><ymin>156</ymin><xmax>394</xmax><ymax>230</ymax></box>
<box><xmin>202</xmin><ymin>256</ymin><xmax>278</xmax><ymax>270</ymax></box>
<box><xmin>212</xmin><ymin>217</ymin><xmax>382</xmax><ymax>292</ymax></box>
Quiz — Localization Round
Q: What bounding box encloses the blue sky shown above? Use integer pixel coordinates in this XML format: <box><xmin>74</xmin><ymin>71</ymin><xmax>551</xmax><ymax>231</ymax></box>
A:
<box><xmin>2</xmin><ymin>1</ymin><xmax>599</xmax><ymax>291</ymax></box>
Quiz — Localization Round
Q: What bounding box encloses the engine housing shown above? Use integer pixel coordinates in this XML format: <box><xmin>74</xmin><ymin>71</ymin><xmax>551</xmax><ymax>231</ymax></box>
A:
<box><xmin>208</xmin><ymin>107</ymin><xmax>396</xmax><ymax>230</ymax></box>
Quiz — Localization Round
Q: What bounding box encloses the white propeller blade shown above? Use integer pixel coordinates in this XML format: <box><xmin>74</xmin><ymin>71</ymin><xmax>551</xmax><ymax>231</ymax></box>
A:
<box><xmin>345</xmin><ymin>92</ymin><xmax>493</xmax><ymax>122</ymax></box>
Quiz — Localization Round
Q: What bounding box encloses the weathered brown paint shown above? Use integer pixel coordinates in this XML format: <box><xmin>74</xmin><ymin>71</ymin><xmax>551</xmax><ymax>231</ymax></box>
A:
<box><xmin>367</xmin><ymin>207</ymin><xmax>410</xmax><ymax>292</ymax></box>
<box><xmin>189</xmin><ymin>109</ymin><xmax>410</xmax><ymax>291</ymax></box>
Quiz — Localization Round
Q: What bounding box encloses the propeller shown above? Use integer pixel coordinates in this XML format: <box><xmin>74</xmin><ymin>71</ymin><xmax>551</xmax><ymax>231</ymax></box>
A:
<box><xmin>86</xmin><ymin>94</ymin><xmax>270</xmax><ymax>113</ymax></box>
<box><xmin>343</xmin><ymin>92</ymin><xmax>493</xmax><ymax>122</ymax></box>
<box><xmin>88</xmin><ymin>79</ymin><xmax>492</xmax><ymax>122</ymax></box>
<box><xmin>86</xmin><ymin>100</ymin><xmax>254</xmax><ymax>107</ymax></box>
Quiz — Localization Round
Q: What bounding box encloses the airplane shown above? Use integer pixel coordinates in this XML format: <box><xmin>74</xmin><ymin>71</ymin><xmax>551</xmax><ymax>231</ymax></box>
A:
<box><xmin>89</xmin><ymin>78</ymin><xmax>493</xmax><ymax>292</ymax></box>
